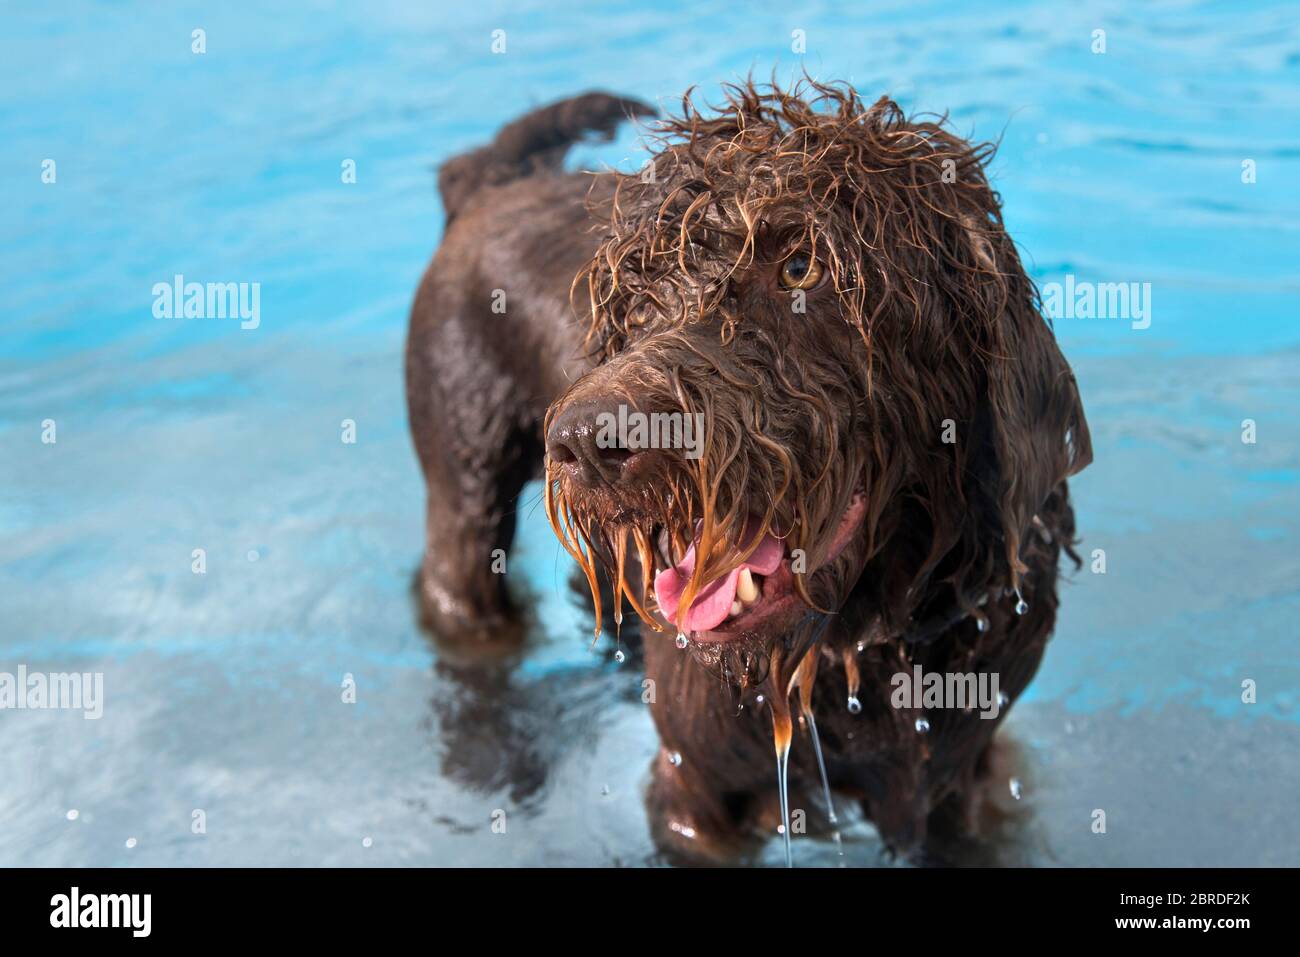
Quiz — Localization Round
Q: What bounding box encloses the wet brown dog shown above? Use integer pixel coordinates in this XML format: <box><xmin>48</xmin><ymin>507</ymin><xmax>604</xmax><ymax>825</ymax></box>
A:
<box><xmin>406</xmin><ymin>80</ymin><xmax>1091</xmax><ymax>863</ymax></box>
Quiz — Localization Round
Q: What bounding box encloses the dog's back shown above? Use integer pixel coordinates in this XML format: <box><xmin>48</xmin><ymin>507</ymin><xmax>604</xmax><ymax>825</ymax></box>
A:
<box><xmin>405</xmin><ymin>93</ymin><xmax>652</xmax><ymax>639</ymax></box>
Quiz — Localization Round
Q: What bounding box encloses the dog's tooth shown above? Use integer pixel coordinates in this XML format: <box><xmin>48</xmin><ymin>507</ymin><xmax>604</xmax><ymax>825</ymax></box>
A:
<box><xmin>730</xmin><ymin>600</ymin><xmax>743</xmax><ymax>618</ymax></box>
<box><xmin>737</xmin><ymin>568</ymin><xmax>759</xmax><ymax>602</ymax></box>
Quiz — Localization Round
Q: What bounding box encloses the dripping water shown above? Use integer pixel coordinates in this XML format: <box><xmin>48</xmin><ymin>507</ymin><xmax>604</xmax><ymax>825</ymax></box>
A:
<box><xmin>804</xmin><ymin>710</ymin><xmax>836</xmax><ymax>825</ymax></box>
<box><xmin>770</xmin><ymin>700</ymin><xmax>794</xmax><ymax>869</ymax></box>
<box><xmin>803</xmin><ymin>707</ymin><xmax>844</xmax><ymax>862</ymax></box>
<box><xmin>764</xmin><ymin>639</ymin><xmax>804</xmax><ymax>869</ymax></box>
<box><xmin>786</xmin><ymin>619</ymin><xmax>845</xmax><ymax>863</ymax></box>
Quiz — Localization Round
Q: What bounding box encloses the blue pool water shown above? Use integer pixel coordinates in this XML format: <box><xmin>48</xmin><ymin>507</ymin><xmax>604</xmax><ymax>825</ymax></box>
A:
<box><xmin>1</xmin><ymin>1</ymin><xmax>1297</xmax><ymax>866</ymax></box>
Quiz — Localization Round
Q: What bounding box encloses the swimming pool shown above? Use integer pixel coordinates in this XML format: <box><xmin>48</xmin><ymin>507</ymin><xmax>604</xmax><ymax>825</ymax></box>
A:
<box><xmin>1</xmin><ymin>0</ymin><xmax>1297</xmax><ymax>865</ymax></box>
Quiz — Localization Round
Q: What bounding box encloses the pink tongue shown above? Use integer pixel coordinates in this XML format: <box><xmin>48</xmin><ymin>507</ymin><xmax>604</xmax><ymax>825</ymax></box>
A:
<box><xmin>653</xmin><ymin>523</ymin><xmax>784</xmax><ymax>633</ymax></box>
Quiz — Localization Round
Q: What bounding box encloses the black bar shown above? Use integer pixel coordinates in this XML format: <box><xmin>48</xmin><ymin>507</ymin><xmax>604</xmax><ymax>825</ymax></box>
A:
<box><xmin>0</xmin><ymin>867</ymin><xmax>1282</xmax><ymax>942</ymax></box>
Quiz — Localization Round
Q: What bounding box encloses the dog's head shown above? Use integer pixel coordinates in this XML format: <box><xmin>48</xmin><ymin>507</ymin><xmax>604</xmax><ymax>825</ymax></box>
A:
<box><xmin>544</xmin><ymin>79</ymin><xmax>1090</xmax><ymax>685</ymax></box>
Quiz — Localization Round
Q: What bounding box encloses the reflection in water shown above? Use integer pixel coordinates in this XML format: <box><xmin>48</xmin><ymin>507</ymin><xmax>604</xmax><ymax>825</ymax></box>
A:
<box><xmin>420</xmin><ymin>576</ymin><xmax>647</xmax><ymax>818</ymax></box>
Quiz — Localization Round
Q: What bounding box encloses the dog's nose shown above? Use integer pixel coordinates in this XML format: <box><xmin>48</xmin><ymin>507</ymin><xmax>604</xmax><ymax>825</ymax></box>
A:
<box><xmin>546</xmin><ymin>399</ymin><xmax>643</xmax><ymax>487</ymax></box>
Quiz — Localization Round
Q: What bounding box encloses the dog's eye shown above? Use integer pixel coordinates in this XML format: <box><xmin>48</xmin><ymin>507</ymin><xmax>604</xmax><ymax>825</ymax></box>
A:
<box><xmin>779</xmin><ymin>252</ymin><xmax>824</xmax><ymax>290</ymax></box>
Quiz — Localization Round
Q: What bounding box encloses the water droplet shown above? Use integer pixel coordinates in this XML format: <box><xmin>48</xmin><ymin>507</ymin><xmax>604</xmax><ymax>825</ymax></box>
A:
<box><xmin>755</xmin><ymin>694</ymin><xmax>765</xmax><ymax>704</ymax></box>
<box><xmin>669</xmin><ymin>820</ymin><xmax>697</xmax><ymax>839</ymax></box>
<box><xmin>613</xmin><ymin>649</ymin><xmax>625</xmax><ymax>663</ymax></box>
<box><xmin>976</xmin><ymin>615</ymin><xmax>989</xmax><ymax>633</ymax></box>
<box><xmin>362</xmin><ymin>836</ymin><xmax>373</xmax><ymax>848</ymax></box>
<box><xmin>601</xmin><ymin>784</ymin><xmax>610</xmax><ymax>796</ymax></box>
<box><xmin>675</xmin><ymin>632</ymin><xmax>689</xmax><ymax>649</ymax></box>
<box><xmin>998</xmin><ymin>691</ymin><xmax>1010</xmax><ymax>708</ymax></box>
<box><xmin>246</xmin><ymin>549</ymin><xmax>259</xmax><ymax>562</ymax></box>
<box><xmin>856</xmin><ymin>640</ymin><xmax>865</xmax><ymax>652</ymax></box>
<box><xmin>65</xmin><ymin>809</ymin><xmax>78</xmax><ymax>821</ymax></box>
<box><xmin>847</xmin><ymin>695</ymin><xmax>862</xmax><ymax>714</ymax></box>
<box><xmin>1009</xmin><ymin>777</ymin><xmax>1023</xmax><ymax>800</ymax></box>
<box><xmin>915</xmin><ymin>716</ymin><xmax>930</xmax><ymax>733</ymax></box>
<box><xmin>776</xmin><ymin>823</ymin><xmax>786</xmax><ymax>835</ymax></box>
<box><xmin>668</xmin><ymin>751</ymin><xmax>682</xmax><ymax>766</ymax></box>
<box><xmin>1014</xmin><ymin>589</ymin><xmax>1028</xmax><ymax>615</ymax></box>
<box><xmin>125</xmin><ymin>838</ymin><xmax>137</xmax><ymax>849</ymax></box>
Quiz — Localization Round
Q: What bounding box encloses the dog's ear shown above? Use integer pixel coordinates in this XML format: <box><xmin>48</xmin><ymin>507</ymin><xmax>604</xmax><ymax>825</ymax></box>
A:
<box><xmin>981</xmin><ymin>256</ymin><xmax>1092</xmax><ymax>584</ymax></box>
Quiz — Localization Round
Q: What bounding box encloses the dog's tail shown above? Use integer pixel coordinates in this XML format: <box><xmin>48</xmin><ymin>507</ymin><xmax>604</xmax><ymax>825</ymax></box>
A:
<box><xmin>437</xmin><ymin>92</ymin><xmax>656</xmax><ymax>223</ymax></box>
